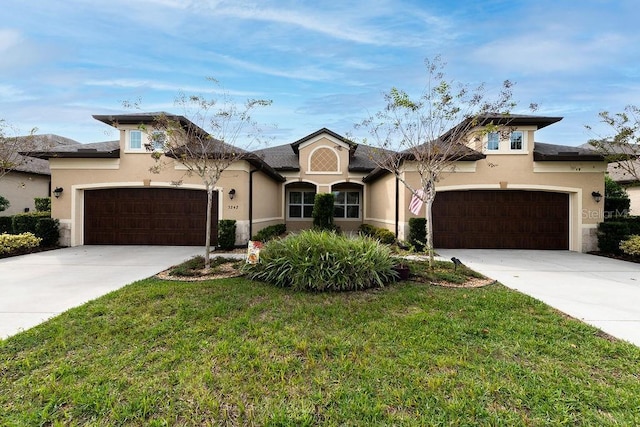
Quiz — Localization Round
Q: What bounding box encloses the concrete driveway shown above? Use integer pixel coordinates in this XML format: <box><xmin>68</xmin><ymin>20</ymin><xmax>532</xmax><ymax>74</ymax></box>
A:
<box><xmin>437</xmin><ymin>249</ymin><xmax>640</xmax><ymax>347</ymax></box>
<box><xmin>0</xmin><ymin>246</ymin><xmax>203</xmax><ymax>339</ymax></box>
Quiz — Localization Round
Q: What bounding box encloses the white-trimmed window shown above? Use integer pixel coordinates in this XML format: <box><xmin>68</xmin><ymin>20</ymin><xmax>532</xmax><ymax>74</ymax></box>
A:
<box><xmin>288</xmin><ymin>190</ymin><xmax>316</xmax><ymax>218</ymax></box>
<box><xmin>333</xmin><ymin>191</ymin><xmax>360</xmax><ymax>219</ymax></box>
<box><xmin>128</xmin><ymin>130</ymin><xmax>143</xmax><ymax>150</ymax></box>
<box><xmin>150</xmin><ymin>130</ymin><xmax>166</xmax><ymax>151</ymax></box>
<box><xmin>487</xmin><ymin>132</ymin><xmax>499</xmax><ymax>150</ymax></box>
<box><xmin>510</xmin><ymin>131</ymin><xmax>523</xmax><ymax>150</ymax></box>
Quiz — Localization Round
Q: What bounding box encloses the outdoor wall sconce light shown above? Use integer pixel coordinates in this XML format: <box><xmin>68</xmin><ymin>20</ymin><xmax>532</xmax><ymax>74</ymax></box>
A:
<box><xmin>53</xmin><ymin>187</ymin><xmax>64</xmax><ymax>198</ymax></box>
<box><xmin>592</xmin><ymin>191</ymin><xmax>602</xmax><ymax>203</ymax></box>
<box><xmin>228</xmin><ymin>189</ymin><xmax>236</xmax><ymax>200</ymax></box>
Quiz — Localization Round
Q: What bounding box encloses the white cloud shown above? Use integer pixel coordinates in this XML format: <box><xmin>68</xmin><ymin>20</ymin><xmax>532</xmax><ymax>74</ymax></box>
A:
<box><xmin>471</xmin><ymin>26</ymin><xmax>629</xmax><ymax>74</ymax></box>
<box><xmin>0</xmin><ymin>29</ymin><xmax>21</xmax><ymax>52</ymax></box>
<box><xmin>84</xmin><ymin>79</ymin><xmax>259</xmax><ymax>97</ymax></box>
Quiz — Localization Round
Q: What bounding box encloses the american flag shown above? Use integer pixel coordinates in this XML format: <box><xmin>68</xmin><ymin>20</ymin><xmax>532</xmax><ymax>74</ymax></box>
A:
<box><xmin>409</xmin><ymin>189</ymin><xmax>425</xmax><ymax>215</ymax></box>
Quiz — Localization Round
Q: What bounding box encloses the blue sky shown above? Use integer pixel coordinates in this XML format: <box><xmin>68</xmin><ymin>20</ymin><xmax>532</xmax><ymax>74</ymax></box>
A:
<box><xmin>1</xmin><ymin>0</ymin><xmax>638</xmax><ymax>147</ymax></box>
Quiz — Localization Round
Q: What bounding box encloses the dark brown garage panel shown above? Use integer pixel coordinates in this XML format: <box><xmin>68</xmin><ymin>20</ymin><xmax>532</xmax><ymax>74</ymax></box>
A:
<box><xmin>433</xmin><ymin>190</ymin><xmax>568</xmax><ymax>250</ymax></box>
<box><xmin>84</xmin><ymin>188</ymin><xmax>218</xmax><ymax>245</ymax></box>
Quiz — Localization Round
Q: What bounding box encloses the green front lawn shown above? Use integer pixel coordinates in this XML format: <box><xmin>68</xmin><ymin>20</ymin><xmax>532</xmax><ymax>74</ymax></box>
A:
<box><xmin>1</xmin><ymin>274</ymin><xmax>639</xmax><ymax>425</ymax></box>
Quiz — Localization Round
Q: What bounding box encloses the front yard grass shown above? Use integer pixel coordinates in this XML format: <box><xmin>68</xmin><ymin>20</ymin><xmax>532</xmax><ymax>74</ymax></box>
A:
<box><xmin>1</xmin><ymin>271</ymin><xmax>639</xmax><ymax>425</ymax></box>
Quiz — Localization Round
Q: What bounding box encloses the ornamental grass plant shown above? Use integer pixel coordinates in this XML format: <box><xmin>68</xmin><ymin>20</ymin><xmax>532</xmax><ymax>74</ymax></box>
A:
<box><xmin>243</xmin><ymin>229</ymin><xmax>397</xmax><ymax>291</ymax></box>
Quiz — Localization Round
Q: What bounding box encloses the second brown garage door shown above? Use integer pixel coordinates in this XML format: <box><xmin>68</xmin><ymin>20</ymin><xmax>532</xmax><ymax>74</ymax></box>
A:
<box><xmin>84</xmin><ymin>188</ymin><xmax>218</xmax><ymax>245</ymax></box>
<box><xmin>433</xmin><ymin>190</ymin><xmax>569</xmax><ymax>249</ymax></box>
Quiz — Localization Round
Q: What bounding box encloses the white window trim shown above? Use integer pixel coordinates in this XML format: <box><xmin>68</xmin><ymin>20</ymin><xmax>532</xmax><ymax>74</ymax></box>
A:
<box><xmin>124</xmin><ymin>129</ymin><xmax>166</xmax><ymax>153</ymax></box>
<box><xmin>286</xmin><ymin>189</ymin><xmax>316</xmax><ymax>220</ymax></box>
<box><xmin>482</xmin><ymin>129</ymin><xmax>530</xmax><ymax>154</ymax></box>
<box><xmin>333</xmin><ymin>190</ymin><xmax>362</xmax><ymax>220</ymax></box>
<box><xmin>307</xmin><ymin>145</ymin><xmax>341</xmax><ymax>175</ymax></box>
<box><xmin>126</xmin><ymin>129</ymin><xmax>144</xmax><ymax>153</ymax></box>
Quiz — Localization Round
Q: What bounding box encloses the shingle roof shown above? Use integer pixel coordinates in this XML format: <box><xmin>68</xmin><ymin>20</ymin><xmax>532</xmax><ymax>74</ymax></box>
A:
<box><xmin>254</xmin><ymin>144</ymin><xmax>299</xmax><ymax>170</ymax></box>
<box><xmin>12</xmin><ymin>134</ymin><xmax>82</xmax><ymax>175</ymax></box>
<box><xmin>533</xmin><ymin>142</ymin><xmax>604</xmax><ymax>161</ymax></box>
<box><xmin>256</xmin><ymin>130</ymin><xmax>381</xmax><ymax>173</ymax></box>
<box><xmin>29</xmin><ymin>140</ymin><xmax>120</xmax><ymax>159</ymax></box>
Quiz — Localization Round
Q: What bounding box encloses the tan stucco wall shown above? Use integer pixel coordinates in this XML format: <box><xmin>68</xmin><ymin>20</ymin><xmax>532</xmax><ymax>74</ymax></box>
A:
<box><xmin>297</xmin><ymin>136</ymin><xmax>354</xmax><ymax>189</ymax></box>
<box><xmin>0</xmin><ymin>171</ymin><xmax>50</xmax><ymax>215</ymax></box>
<box><xmin>397</xmin><ymin>152</ymin><xmax>606</xmax><ymax>252</ymax></box>
<box><xmin>365</xmin><ymin>173</ymin><xmax>396</xmax><ymax>232</ymax></box>
<box><xmin>623</xmin><ymin>185</ymin><xmax>640</xmax><ymax>215</ymax></box>
<box><xmin>49</xmin><ymin>151</ymin><xmax>262</xmax><ymax>246</ymax></box>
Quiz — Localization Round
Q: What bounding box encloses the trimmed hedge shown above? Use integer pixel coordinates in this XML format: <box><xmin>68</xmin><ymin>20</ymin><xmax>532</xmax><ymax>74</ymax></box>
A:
<box><xmin>620</xmin><ymin>235</ymin><xmax>640</xmax><ymax>256</ymax></box>
<box><xmin>252</xmin><ymin>224</ymin><xmax>286</xmax><ymax>242</ymax></box>
<box><xmin>36</xmin><ymin>217</ymin><xmax>60</xmax><ymax>247</ymax></box>
<box><xmin>312</xmin><ymin>193</ymin><xmax>335</xmax><ymax>231</ymax></box>
<box><xmin>408</xmin><ymin>217</ymin><xmax>427</xmax><ymax>252</ymax></box>
<box><xmin>358</xmin><ymin>223</ymin><xmax>396</xmax><ymax>245</ymax></box>
<box><xmin>0</xmin><ymin>217</ymin><xmax>12</xmax><ymax>234</ymax></box>
<box><xmin>597</xmin><ymin>216</ymin><xmax>640</xmax><ymax>254</ymax></box>
<box><xmin>0</xmin><ymin>232</ymin><xmax>42</xmax><ymax>255</ymax></box>
<box><xmin>218</xmin><ymin>219</ymin><xmax>237</xmax><ymax>250</ymax></box>
<box><xmin>243</xmin><ymin>230</ymin><xmax>397</xmax><ymax>291</ymax></box>
<box><xmin>34</xmin><ymin>197</ymin><xmax>51</xmax><ymax>212</ymax></box>
<box><xmin>12</xmin><ymin>211</ymin><xmax>50</xmax><ymax>235</ymax></box>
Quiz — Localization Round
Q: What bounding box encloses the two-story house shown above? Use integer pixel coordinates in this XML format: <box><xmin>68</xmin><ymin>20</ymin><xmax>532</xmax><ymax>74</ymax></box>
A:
<box><xmin>32</xmin><ymin>113</ymin><xmax>605</xmax><ymax>252</ymax></box>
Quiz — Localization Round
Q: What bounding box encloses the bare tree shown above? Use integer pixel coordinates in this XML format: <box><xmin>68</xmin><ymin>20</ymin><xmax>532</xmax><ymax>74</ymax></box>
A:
<box><xmin>143</xmin><ymin>86</ymin><xmax>272</xmax><ymax>270</ymax></box>
<box><xmin>586</xmin><ymin>105</ymin><xmax>640</xmax><ymax>181</ymax></box>
<box><xmin>357</xmin><ymin>57</ymin><xmax>524</xmax><ymax>267</ymax></box>
<box><xmin>0</xmin><ymin>119</ymin><xmax>38</xmax><ymax>182</ymax></box>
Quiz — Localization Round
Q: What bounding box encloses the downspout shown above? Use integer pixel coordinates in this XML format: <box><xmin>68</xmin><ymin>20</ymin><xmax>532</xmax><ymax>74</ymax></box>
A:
<box><xmin>395</xmin><ymin>176</ymin><xmax>399</xmax><ymax>238</ymax></box>
<box><xmin>249</xmin><ymin>168</ymin><xmax>258</xmax><ymax>240</ymax></box>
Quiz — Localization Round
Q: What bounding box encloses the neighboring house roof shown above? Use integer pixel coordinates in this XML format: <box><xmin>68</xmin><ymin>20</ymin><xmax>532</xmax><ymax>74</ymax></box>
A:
<box><xmin>607</xmin><ymin>160</ymin><xmax>640</xmax><ymax>184</ymax></box>
<box><xmin>533</xmin><ymin>142</ymin><xmax>604</xmax><ymax>162</ymax></box>
<box><xmin>12</xmin><ymin>134</ymin><xmax>82</xmax><ymax>175</ymax></box>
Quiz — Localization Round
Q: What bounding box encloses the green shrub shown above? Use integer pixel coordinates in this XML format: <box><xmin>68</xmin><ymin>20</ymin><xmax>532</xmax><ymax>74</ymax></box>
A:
<box><xmin>0</xmin><ymin>216</ymin><xmax>12</xmax><ymax>234</ymax></box>
<box><xmin>408</xmin><ymin>217</ymin><xmax>427</xmax><ymax>252</ymax></box>
<box><xmin>34</xmin><ymin>197</ymin><xmax>51</xmax><ymax>212</ymax></box>
<box><xmin>358</xmin><ymin>223</ymin><xmax>377</xmax><ymax>237</ymax></box>
<box><xmin>0</xmin><ymin>195</ymin><xmax>9</xmax><ymax>212</ymax></box>
<box><xmin>12</xmin><ymin>212</ymin><xmax>46</xmax><ymax>234</ymax></box>
<box><xmin>312</xmin><ymin>193</ymin><xmax>335</xmax><ymax>231</ymax></box>
<box><xmin>620</xmin><ymin>235</ymin><xmax>640</xmax><ymax>256</ymax></box>
<box><xmin>243</xmin><ymin>230</ymin><xmax>397</xmax><ymax>291</ymax></box>
<box><xmin>374</xmin><ymin>228</ymin><xmax>396</xmax><ymax>245</ymax></box>
<box><xmin>0</xmin><ymin>232</ymin><xmax>42</xmax><ymax>255</ymax></box>
<box><xmin>358</xmin><ymin>223</ymin><xmax>396</xmax><ymax>245</ymax></box>
<box><xmin>597</xmin><ymin>221</ymin><xmax>630</xmax><ymax>254</ymax></box>
<box><xmin>252</xmin><ymin>224</ymin><xmax>286</xmax><ymax>242</ymax></box>
<box><xmin>217</xmin><ymin>219</ymin><xmax>237</xmax><ymax>250</ymax></box>
<box><xmin>36</xmin><ymin>217</ymin><xmax>60</xmax><ymax>247</ymax></box>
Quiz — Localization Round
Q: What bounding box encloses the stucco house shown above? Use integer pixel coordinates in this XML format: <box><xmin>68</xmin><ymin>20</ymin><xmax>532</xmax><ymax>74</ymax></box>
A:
<box><xmin>1</xmin><ymin>134</ymin><xmax>79</xmax><ymax>215</ymax></box>
<box><xmin>32</xmin><ymin>113</ymin><xmax>606</xmax><ymax>252</ymax></box>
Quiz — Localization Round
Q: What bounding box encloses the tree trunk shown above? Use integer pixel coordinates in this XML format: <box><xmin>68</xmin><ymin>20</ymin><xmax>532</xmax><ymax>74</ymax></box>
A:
<box><xmin>204</xmin><ymin>185</ymin><xmax>213</xmax><ymax>270</ymax></box>
<box><xmin>425</xmin><ymin>196</ymin><xmax>434</xmax><ymax>269</ymax></box>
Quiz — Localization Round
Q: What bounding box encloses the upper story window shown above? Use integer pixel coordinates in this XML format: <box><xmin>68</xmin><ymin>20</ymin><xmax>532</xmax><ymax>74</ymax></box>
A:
<box><xmin>309</xmin><ymin>147</ymin><xmax>339</xmax><ymax>173</ymax></box>
<box><xmin>150</xmin><ymin>131</ymin><xmax>166</xmax><ymax>151</ymax></box>
<box><xmin>487</xmin><ymin>132</ymin><xmax>499</xmax><ymax>150</ymax></box>
<box><xmin>510</xmin><ymin>131</ymin><xmax>523</xmax><ymax>150</ymax></box>
<box><xmin>126</xmin><ymin>129</ymin><xmax>165</xmax><ymax>152</ymax></box>
<box><xmin>483</xmin><ymin>129</ymin><xmax>528</xmax><ymax>154</ymax></box>
<box><xmin>128</xmin><ymin>130</ymin><xmax>143</xmax><ymax>151</ymax></box>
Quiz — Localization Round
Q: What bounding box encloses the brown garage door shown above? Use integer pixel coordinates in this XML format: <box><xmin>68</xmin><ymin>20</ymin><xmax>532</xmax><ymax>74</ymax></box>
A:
<box><xmin>84</xmin><ymin>188</ymin><xmax>218</xmax><ymax>245</ymax></box>
<box><xmin>433</xmin><ymin>190</ymin><xmax>568</xmax><ymax>249</ymax></box>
